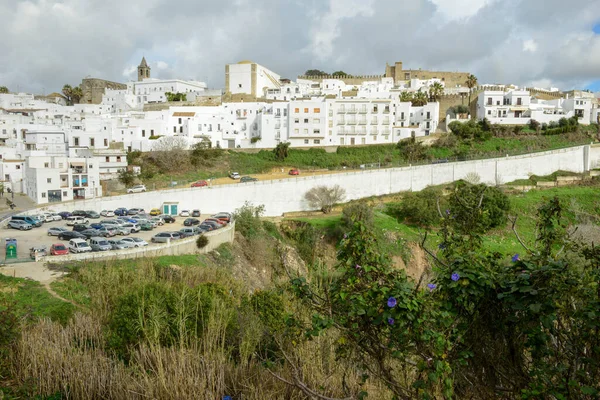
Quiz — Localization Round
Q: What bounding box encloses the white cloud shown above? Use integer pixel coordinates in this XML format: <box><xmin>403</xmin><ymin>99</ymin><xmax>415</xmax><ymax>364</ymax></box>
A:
<box><xmin>522</xmin><ymin>39</ymin><xmax>538</xmax><ymax>52</ymax></box>
<box><xmin>156</xmin><ymin>61</ymin><xmax>169</xmax><ymax>70</ymax></box>
<box><xmin>429</xmin><ymin>0</ymin><xmax>495</xmax><ymax>21</ymax></box>
<box><xmin>122</xmin><ymin>65</ymin><xmax>137</xmax><ymax>79</ymax></box>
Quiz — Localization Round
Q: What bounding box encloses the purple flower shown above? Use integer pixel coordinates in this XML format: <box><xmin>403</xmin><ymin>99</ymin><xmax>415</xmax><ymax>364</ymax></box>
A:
<box><xmin>343</xmin><ymin>233</ymin><xmax>348</xmax><ymax>239</ymax></box>
<box><xmin>427</xmin><ymin>283</ymin><xmax>437</xmax><ymax>291</ymax></box>
<box><xmin>387</xmin><ymin>317</ymin><xmax>395</xmax><ymax>325</ymax></box>
<box><xmin>355</xmin><ymin>264</ymin><xmax>361</xmax><ymax>270</ymax></box>
<box><xmin>438</xmin><ymin>242</ymin><xmax>446</xmax><ymax>250</ymax></box>
<box><xmin>451</xmin><ymin>273</ymin><xmax>460</xmax><ymax>282</ymax></box>
<box><xmin>512</xmin><ymin>254</ymin><xmax>520</xmax><ymax>262</ymax></box>
<box><xmin>445</xmin><ymin>209</ymin><xmax>450</xmax><ymax>216</ymax></box>
<box><xmin>387</xmin><ymin>297</ymin><xmax>397</xmax><ymax>308</ymax></box>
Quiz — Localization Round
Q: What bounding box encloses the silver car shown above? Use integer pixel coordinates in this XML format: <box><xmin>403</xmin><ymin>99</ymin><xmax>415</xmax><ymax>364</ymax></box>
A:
<box><xmin>48</xmin><ymin>227</ymin><xmax>69</xmax><ymax>236</ymax></box>
<box><xmin>8</xmin><ymin>220</ymin><xmax>32</xmax><ymax>230</ymax></box>
<box><xmin>107</xmin><ymin>239</ymin><xmax>134</xmax><ymax>250</ymax></box>
<box><xmin>121</xmin><ymin>237</ymin><xmax>148</xmax><ymax>247</ymax></box>
<box><xmin>152</xmin><ymin>232</ymin><xmax>181</xmax><ymax>243</ymax></box>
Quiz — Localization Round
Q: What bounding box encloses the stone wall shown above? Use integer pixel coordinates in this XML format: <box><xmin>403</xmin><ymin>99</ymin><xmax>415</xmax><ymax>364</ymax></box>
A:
<box><xmin>80</xmin><ymin>78</ymin><xmax>127</xmax><ymax>104</ymax></box>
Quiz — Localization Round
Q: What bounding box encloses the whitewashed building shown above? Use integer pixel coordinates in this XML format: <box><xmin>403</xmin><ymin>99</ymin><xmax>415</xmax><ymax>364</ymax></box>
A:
<box><xmin>226</xmin><ymin>61</ymin><xmax>281</xmax><ymax>97</ymax></box>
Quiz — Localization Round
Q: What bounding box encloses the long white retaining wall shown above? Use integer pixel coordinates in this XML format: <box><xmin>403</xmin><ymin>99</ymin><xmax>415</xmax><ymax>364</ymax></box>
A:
<box><xmin>39</xmin><ymin>222</ymin><xmax>235</xmax><ymax>263</ymax></box>
<box><xmin>28</xmin><ymin>144</ymin><xmax>600</xmax><ymax>217</ymax></box>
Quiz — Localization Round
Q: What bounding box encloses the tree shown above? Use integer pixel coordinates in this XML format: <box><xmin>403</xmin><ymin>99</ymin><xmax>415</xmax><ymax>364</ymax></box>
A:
<box><xmin>71</xmin><ymin>86</ymin><xmax>83</xmax><ymax>104</ymax></box>
<box><xmin>0</xmin><ymin>86</ymin><xmax>8</xmax><ymax>94</ymax></box>
<box><xmin>466</xmin><ymin>74</ymin><xmax>478</xmax><ymax>105</ymax></box>
<box><xmin>386</xmin><ymin>187</ymin><xmax>444</xmax><ymax>228</ymax></box>
<box><xmin>411</xmin><ymin>90</ymin><xmax>428</xmax><ymax>106</ymax></box>
<box><xmin>342</xmin><ymin>201</ymin><xmax>374</xmax><ymax>230</ymax></box>
<box><xmin>331</xmin><ymin>70</ymin><xmax>350</xmax><ymax>77</ymax></box>
<box><xmin>190</xmin><ymin>140</ymin><xmax>223</xmax><ymax>167</ymax></box>
<box><xmin>62</xmin><ymin>84</ymin><xmax>73</xmax><ymax>105</ymax></box>
<box><xmin>273</xmin><ymin>141</ymin><xmax>290</xmax><ymax>162</ymax></box>
<box><xmin>304</xmin><ymin>69</ymin><xmax>328</xmax><ymax>76</ymax></box>
<box><xmin>117</xmin><ymin>169</ymin><xmax>136</xmax><ymax>187</ymax></box>
<box><xmin>397</xmin><ymin>136</ymin><xmax>427</xmax><ymax>162</ymax></box>
<box><xmin>304</xmin><ymin>185</ymin><xmax>346</xmax><ymax>213</ymax></box>
<box><xmin>399</xmin><ymin>91</ymin><xmax>413</xmax><ymax>103</ymax></box>
<box><xmin>429</xmin><ymin>82</ymin><xmax>444</xmax><ymax>102</ymax></box>
<box><xmin>165</xmin><ymin>92</ymin><xmax>187</xmax><ymax>102</ymax></box>
<box><xmin>149</xmin><ymin>136</ymin><xmax>190</xmax><ymax>173</ymax></box>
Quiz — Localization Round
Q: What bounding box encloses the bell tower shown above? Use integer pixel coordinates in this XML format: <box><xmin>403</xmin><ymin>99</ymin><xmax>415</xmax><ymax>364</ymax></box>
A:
<box><xmin>138</xmin><ymin>57</ymin><xmax>151</xmax><ymax>82</ymax></box>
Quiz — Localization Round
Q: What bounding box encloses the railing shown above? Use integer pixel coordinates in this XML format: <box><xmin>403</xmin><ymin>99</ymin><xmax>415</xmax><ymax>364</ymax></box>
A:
<box><xmin>358</xmin><ymin>109</ymin><xmax>368</xmax><ymax>114</ymax></box>
<box><xmin>382</xmin><ymin>120</ymin><xmax>390</xmax><ymax>125</ymax></box>
<box><xmin>347</xmin><ymin>108</ymin><xmax>357</xmax><ymax>114</ymax></box>
<box><xmin>347</xmin><ymin>120</ymin><xmax>357</xmax><ymax>125</ymax></box>
<box><xmin>337</xmin><ymin>109</ymin><xmax>346</xmax><ymax>114</ymax></box>
<box><xmin>358</xmin><ymin>120</ymin><xmax>367</xmax><ymax>125</ymax></box>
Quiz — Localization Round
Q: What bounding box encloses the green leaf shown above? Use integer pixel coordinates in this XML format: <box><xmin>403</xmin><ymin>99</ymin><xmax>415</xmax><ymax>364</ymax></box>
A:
<box><xmin>529</xmin><ymin>303</ymin><xmax>542</xmax><ymax>313</ymax></box>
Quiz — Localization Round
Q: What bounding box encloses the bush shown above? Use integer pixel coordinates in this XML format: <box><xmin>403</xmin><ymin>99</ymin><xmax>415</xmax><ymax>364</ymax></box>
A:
<box><xmin>342</xmin><ymin>201</ymin><xmax>374</xmax><ymax>230</ymax></box>
<box><xmin>304</xmin><ymin>185</ymin><xmax>346</xmax><ymax>214</ymax></box>
<box><xmin>233</xmin><ymin>202</ymin><xmax>265</xmax><ymax>238</ymax></box>
<box><xmin>386</xmin><ymin>187</ymin><xmax>444</xmax><ymax>228</ymax></box>
<box><xmin>528</xmin><ymin>119</ymin><xmax>540</xmax><ymax>131</ymax></box>
<box><xmin>196</xmin><ymin>235</ymin><xmax>209</xmax><ymax>249</ymax></box>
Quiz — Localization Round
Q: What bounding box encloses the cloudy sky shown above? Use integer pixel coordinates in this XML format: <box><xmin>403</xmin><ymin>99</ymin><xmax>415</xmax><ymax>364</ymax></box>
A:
<box><xmin>1</xmin><ymin>0</ymin><xmax>599</xmax><ymax>94</ymax></box>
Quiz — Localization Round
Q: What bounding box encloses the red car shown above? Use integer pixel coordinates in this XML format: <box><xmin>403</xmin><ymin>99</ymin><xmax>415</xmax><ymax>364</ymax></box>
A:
<box><xmin>289</xmin><ymin>168</ymin><xmax>300</xmax><ymax>175</ymax></box>
<box><xmin>205</xmin><ymin>218</ymin><xmax>227</xmax><ymax>226</ymax></box>
<box><xmin>191</xmin><ymin>180</ymin><xmax>208</xmax><ymax>187</ymax></box>
<box><xmin>50</xmin><ymin>243</ymin><xmax>69</xmax><ymax>256</ymax></box>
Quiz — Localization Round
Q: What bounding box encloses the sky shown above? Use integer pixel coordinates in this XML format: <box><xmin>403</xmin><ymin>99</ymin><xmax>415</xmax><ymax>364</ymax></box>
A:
<box><xmin>1</xmin><ymin>0</ymin><xmax>600</xmax><ymax>95</ymax></box>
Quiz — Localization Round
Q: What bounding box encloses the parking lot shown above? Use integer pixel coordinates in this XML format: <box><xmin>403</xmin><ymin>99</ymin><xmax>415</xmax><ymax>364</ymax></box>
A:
<box><xmin>2</xmin><ymin>213</ymin><xmax>220</xmax><ymax>260</ymax></box>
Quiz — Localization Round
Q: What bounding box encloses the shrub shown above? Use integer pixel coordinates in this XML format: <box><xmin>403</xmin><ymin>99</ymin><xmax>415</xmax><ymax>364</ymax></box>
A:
<box><xmin>304</xmin><ymin>185</ymin><xmax>346</xmax><ymax>213</ymax></box>
<box><xmin>386</xmin><ymin>187</ymin><xmax>444</xmax><ymax>228</ymax></box>
<box><xmin>529</xmin><ymin>119</ymin><xmax>540</xmax><ymax>131</ymax></box>
<box><xmin>196</xmin><ymin>235</ymin><xmax>209</xmax><ymax>249</ymax></box>
<box><xmin>342</xmin><ymin>201</ymin><xmax>374</xmax><ymax>230</ymax></box>
<box><xmin>250</xmin><ymin>136</ymin><xmax>261</xmax><ymax>144</ymax></box>
<box><xmin>233</xmin><ymin>202</ymin><xmax>265</xmax><ymax>238</ymax></box>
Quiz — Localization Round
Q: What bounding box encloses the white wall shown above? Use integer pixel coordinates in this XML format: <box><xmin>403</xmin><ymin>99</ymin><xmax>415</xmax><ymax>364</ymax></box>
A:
<box><xmin>32</xmin><ymin>145</ymin><xmax>595</xmax><ymax>217</ymax></box>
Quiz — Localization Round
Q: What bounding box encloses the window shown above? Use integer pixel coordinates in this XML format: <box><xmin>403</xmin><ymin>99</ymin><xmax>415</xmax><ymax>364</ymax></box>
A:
<box><xmin>294</xmin><ymin>118</ymin><xmax>300</xmax><ymax>123</ymax></box>
<box><xmin>58</xmin><ymin>163</ymin><xmax>63</xmax><ymax>168</ymax></box>
<box><xmin>42</xmin><ymin>193</ymin><xmax>46</xmax><ymax>198</ymax></box>
<box><xmin>16</xmin><ymin>165</ymin><xmax>20</xmax><ymax>170</ymax></box>
<box><xmin>314</xmin><ymin>129</ymin><xmax>320</xmax><ymax>134</ymax></box>
<box><xmin>116</xmin><ymin>156</ymin><xmax>121</xmax><ymax>162</ymax></box>
<box><xmin>304</xmin><ymin>108</ymin><xmax>309</xmax><ymax>113</ymax></box>
<box><xmin>44</xmin><ymin>162</ymin><xmax>49</xmax><ymax>168</ymax></box>
<box><xmin>104</xmin><ymin>139</ymin><xmax>108</xmax><ymax>146</ymax></box>
<box><xmin>63</xmin><ymin>191</ymin><xmax>67</xmax><ymax>197</ymax></box>
<box><xmin>238</xmin><ymin>84</ymin><xmax>242</xmax><ymax>88</ymax></box>
<box><xmin>283</xmin><ymin>109</ymin><xmax>288</xmax><ymax>117</ymax></box>
<box><xmin>105</xmin><ymin>157</ymin><xmax>110</xmax><ymax>162</ymax></box>
<box><xmin>179</xmin><ymin>126</ymin><xmax>183</xmax><ymax>133</ymax></box>
<box><xmin>295</xmin><ymin>108</ymin><xmax>300</xmax><ymax>113</ymax></box>
<box><xmin>304</xmin><ymin>139</ymin><xmax>309</xmax><ymax>144</ymax></box>
<box><xmin>47</xmin><ymin>178</ymin><xmax>51</xmax><ymax>183</ymax></box>
<box><xmin>487</xmin><ymin>98</ymin><xmax>492</xmax><ymax>105</ymax></box>
<box><xmin>329</xmin><ymin>130</ymin><xmax>332</xmax><ymax>136</ymax></box>
<box><xmin>178</xmin><ymin>118</ymin><xmax>182</xmax><ymax>124</ymax></box>
<box><xmin>151</xmin><ymin>129</ymin><xmax>154</xmax><ymax>135</ymax></box>
<box><xmin>314</xmin><ymin>139</ymin><xmax>320</xmax><ymax>144</ymax></box>
<box><xmin>373</xmin><ymin>106</ymin><xmax>378</xmax><ymax>113</ymax></box>
<box><xmin>313</xmin><ymin>118</ymin><xmax>320</xmax><ymax>124</ymax></box>
<box><xmin>303</xmin><ymin>129</ymin><xmax>308</xmax><ymax>134</ymax></box>
<box><xmin>74</xmin><ymin>137</ymin><xmax>79</xmax><ymax>146</ymax></box>
<box><xmin>304</xmin><ymin>118</ymin><xmax>309</xmax><ymax>123</ymax></box>
<box><xmin>217</xmin><ymin>124</ymin><xmax>221</xmax><ymax>131</ymax></box>
<box><xmin>173</xmin><ymin>126</ymin><xmax>176</xmax><ymax>133</ymax></box>
<box><xmin>487</xmin><ymin>110</ymin><xmax>491</xmax><ymax>115</ymax></box>
<box><xmin>294</xmin><ymin>129</ymin><xmax>299</xmax><ymax>134</ymax></box>
<box><xmin>314</xmin><ymin>108</ymin><xmax>321</xmax><ymax>113</ymax></box>
<box><xmin>90</xmin><ymin>138</ymin><xmax>95</xmax><ymax>147</ymax></box>
<box><xmin>142</xmin><ymin>130</ymin><xmax>145</xmax><ymax>137</ymax></box>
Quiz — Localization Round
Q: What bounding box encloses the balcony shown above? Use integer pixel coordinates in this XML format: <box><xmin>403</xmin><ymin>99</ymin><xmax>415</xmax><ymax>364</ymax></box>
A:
<box><xmin>236</xmin><ymin>111</ymin><xmax>248</xmax><ymax>119</ymax></box>
<box><xmin>356</xmin><ymin>128</ymin><xmax>367</xmax><ymax>135</ymax></box>
<box><xmin>274</xmin><ymin>113</ymin><xmax>281</xmax><ymax>118</ymax></box>
<box><xmin>358</xmin><ymin>108</ymin><xmax>368</xmax><ymax>114</ymax></box>
<box><xmin>336</xmin><ymin>120</ymin><xmax>345</xmax><ymax>125</ymax></box>
<box><xmin>370</xmin><ymin>130</ymin><xmax>378</xmax><ymax>135</ymax></box>
<box><xmin>371</xmin><ymin>120</ymin><xmax>378</xmax><ymax>125</ymax></box>
<box><xmin>382</xmin><ymin>119</ymin><xmax>390</xmax><ymax>125</ymax></box>
<box><xmin>337</xmin><ymin>108</ymin><xmax>346</xmax><ymax>114</ymax></box>
<box><xmin>346</xmin><ymin>120</ymin><xmax>357</xmax><ymax>125</ymax></box>
<box><xmin>358</xmin><ymin>120</ymin><xmax>367</xmax><ymax>125</ymax></box>
<box><xmin>347</xmin><ymin>108</ymin><xmax>357</xmax><ymax>114</ymax></box>
<box><xmin>383</xmin><ymin>109</ymin><xmax>390</xmax><ymax>114</ymax></box>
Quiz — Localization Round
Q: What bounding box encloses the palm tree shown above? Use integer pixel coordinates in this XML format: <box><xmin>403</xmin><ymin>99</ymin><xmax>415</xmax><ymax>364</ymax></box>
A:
<box><xmin>412</xmin><ymin>90</ymin><xmax>428</xmax><ymax>107</ymax></box>
<box><xmin>273</xmin><ymin>142</ymin><xmax>291</xmax><ymax>162</ymax></box>
<box><xmin>62</xmin><ymin>84</ymin><xmax>73</xmax><ymax>105</ymax></box>
<box><xmin>429</xmin><ymin>82</ymin><xmax>444</xmax><ymax>102</ymax></box>
<box><xmin>0</xmin><ymin>86</ymin><xmax>8</xmax><ymax>94</ymax></box>
<box><xmin>399</xmin><ymin>91</ymin><xmax>413</xmax><ymax>103</ymax></box>
<box><xmin>71</xmin><ymin>86</ymin><xmax>83</xmax><ymax>104</ymax></box>
<box><xmin>466</xmin><ymin>74</ymin><xmax>478</xmax><ymax>106</ymax></box>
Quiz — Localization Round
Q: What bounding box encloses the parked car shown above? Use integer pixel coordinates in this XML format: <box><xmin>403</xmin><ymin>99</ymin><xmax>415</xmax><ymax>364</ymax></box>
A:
<box><xmin>179</xmin><ymin>227</ymin><xmax>202</xmax><ymax>237</ymax></box>
<box><xmin>289</xmin><ymin>168</ymin><xmax>300</xmax><ymax>175</ymax></box>
<box><xmin>11</xmin><ymin>215</ymin><xmax>41</xmax><ymax>227</ymax></box>
<box><xmin>191</xmin><ymin>180</ymin><xmax>208</xmax><ymax>187</ymax></box>
<box><xmin>114</xmin><ymin>207</ymin><xmax>128</xmax><ymax>216</ymax></box>
<box><xmin>160</xmin><ymin>215</ymin><xmax>176</xmax><ymax>223</ymax></box>
<box><xmin>121</xmin><ymin>237</ymin><xmax>148</xmax><ymax>247</ymax></box>
<box><xmin>127</xmin><ymin>184</ymin><xmax>147</xmax><ymax>194</ymax></box>
<box><xmin>48</xmin><ymin>227</ymin><xmax>69</xmax><ymax>236</ymax></box>
<box><xmin>68</xmin><ymin>238</ymin><xmax>92</xmax><ymax>253</ymax></box>
<box><xmin>8</xmin><ymin>220</ymin><xmax>32</xmax><ymax>230</ymax></box>
<box><xmin>201</xmin><ymin>220</ymin><xmax>221</xmax><ymax>230</ymax></box>
<box><xmin>128</xmin><ymin>208</ymin><xmax>144</xmax><ymax>215</ymax></box>
<box><xmin>102</xmin><ymin>219</ymin><xmax>123</xmax><ymax>226</ymax></box>
<box><xmin>85</xmin><ymin>211</ymin><xmax>100</xmax><ymax>219</ymax></box>
<box><xmin>72</xmin><ymin>224</ymin><xmax>90</xmax><ymax>232</ymax></box>
<box><xmin>121</xmin><ymin>223</ymin><xmax>140</xmax><ymax>233</ymax></box>
<box><xmin>139</xmin><ymin>222</ymin><xmax>154</xmax><ymax>231</ymax></box>
<box><xmin>30</xmin><ymin>215</ymin><xmax>45</xmax><ymax>225</ymax></box>
<box><xmin>151</xmin><ymin>217</ymin><xmax>165</xmax><ymax>226</ymax></box>
<box><xmin>152</xmin><ymin>232</ymin><xmax>181</xmax><ymax>243</ymax></box>
<box><xmin>89</xmin><ymin>237</ymin><xmax>112</xmax><ymax>252</ymax></box>
<box><xmin>80</xmin><ymin>229</ymin><xmax>101</xmax><ymax>239</ymax></box>
<box><xmin>240</xmin><ymin>176</ymin><xmax>258</xmax><ymax>183</ymax></box>
<box><xmin>229</xmin><ymin>172</ymin><xmax>241</xmax><ymax>179</ymax></box>
<box><xmin>58</xmin><ymin>231</ymin><xmax>86</xmax><ymax>240</ymax></box>
<box><xmin>72</xmin><ymin>210</ymin><xmax>87</xmax><ymax>217</ymax></box>
<box><xmin>199</xmin><ymin>223</ymin><xmax>215</xmax><ymax>232</ymax></box>
<box><xmin>179</xmin><ymin>210</ymin><xmax>190</xmax><ymax>217</ymax></box>
<box><xmin>211</xmin><ymin>213</ymin><xmax>231</xmax><ymax>223</ymax></box>
<box><xmin>90</xmin><ymin>223</ymin><xmax>104</xmax><ymax>230</ymax></box>
<box><xmin>118</xmin><ymin>216</ymin><xmax>138</xmax><ymax>223</ymax></box>
<box><xmin>97</xmin><ymin>226</ymin><xmax>118</xmax><ymax>237</ymax></box>
<box><xmin>149</xmin><ymin>208</ymin><xmax>161</xmax><ymax>216</ymax></box>
<box><xmin>184</xmin><ymin>218</ymin><xmax>200</xmax><ymax>226</ymax></box>
<box><xmin>43</xmin><ymin>213</ymin><xmax>62</xmax><ymax>222</ymax></box>
<box><xmin>192</xmin><ymin>209</ymin><xmax>201</xmax><ymax>217</ymax></box>
<box><xmin>113</xmin><ymin>226</ymin><xmax>131</xmax><ymax>236</ymax></box>
<box><xmin>205</xmin><ymin>218</ymin><xmax>227</xmax><ymax>226</ymax></box>
<box><xmin>100</xmin><ymin>210</ymin><xmax>115</xmax><ymax>217</ymax></box>
<box><xmin>58</xmin><ymin>211</ymin><xmax>72</xmax><ymax>219</ymax></box>
<box><xmin>107</xmin><ymin>239</ymin><xmax>133</xmax><ymax>250</ymax></box>
<box><xmin>66</xmin><ymin>216</ymin><xmax>89</xmax><ymax>226</ymax></box>
<box><xmin>50</xmin><ymin>243</ymin><xmax>69</xmax><ymax>256</ymax></box>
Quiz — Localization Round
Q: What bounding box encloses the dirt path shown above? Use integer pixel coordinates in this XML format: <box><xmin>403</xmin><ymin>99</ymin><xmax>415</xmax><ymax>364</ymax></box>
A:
<box><xmin>42</xmin><ymin>280</ymin><xmax>84</xmax><ymax>309</ymax></box>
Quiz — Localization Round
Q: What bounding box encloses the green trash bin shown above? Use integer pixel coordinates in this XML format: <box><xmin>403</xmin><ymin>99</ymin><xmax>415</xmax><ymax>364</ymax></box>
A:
<box><xmin>5</xmin><ymin>238</ymin><xmax>17</xmax><ymax>260</ymax></box>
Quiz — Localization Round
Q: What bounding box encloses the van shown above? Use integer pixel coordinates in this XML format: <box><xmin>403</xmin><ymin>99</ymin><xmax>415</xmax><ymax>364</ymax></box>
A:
<box><xmin>121</xmin><ymin>223</ymin><xmax>140</xmax><ymax>233</ymax></box>
<box><xmin>11</xmin><ymin>215</ymin><xmax>42</xmax><ymax>227</ymax></box>
<box><xmin>68</xmin><ymin>238</ymin><xmax>92</xmax><ymax>253</ymax></box>
<box><xmin>66</xmin><ymin>216</ymin><xmax>89</xmax><ymax>226</ymax></box>
<box><xmin>89</xmin><ymin>237</ymin><xmax>112</xmax><ymax>252</ymax></box>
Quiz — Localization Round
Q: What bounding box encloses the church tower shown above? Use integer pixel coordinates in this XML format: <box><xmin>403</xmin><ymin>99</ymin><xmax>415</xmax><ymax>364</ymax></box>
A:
<box><xmin>138</xmin><ymin>57</ymin><xmax>151</xmax><ymax>82</ymax></box>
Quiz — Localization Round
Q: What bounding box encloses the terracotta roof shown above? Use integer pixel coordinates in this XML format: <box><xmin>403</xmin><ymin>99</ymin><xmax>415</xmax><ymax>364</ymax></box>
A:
<box><xmin>172</xmin><ymin>112</ymin><xmax>196</xmax><ymax>117</ymax></box>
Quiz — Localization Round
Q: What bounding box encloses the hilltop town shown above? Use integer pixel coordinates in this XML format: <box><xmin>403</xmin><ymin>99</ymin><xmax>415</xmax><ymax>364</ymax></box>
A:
<box><xmin>0</xmin><ymin>58</ymin><xmax>598</xmax><ymax>205</ymax></box>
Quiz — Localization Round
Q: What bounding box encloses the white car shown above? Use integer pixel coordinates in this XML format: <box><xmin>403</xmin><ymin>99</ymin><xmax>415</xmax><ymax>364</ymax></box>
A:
<box><xmin>229</xmin><ymin>172</ymin><xmax>241</xmax><ymax>179</ymax></box>
<box><xmin>68</xmin><ymin>238</ymin><xmax>92</xmax><ymax>253</ymax></box>
<box><xmin>43</xmin><ymin>213</ymin><xmax>62</xmax><ymax>222</ymax></box>
<box><xmin>151</xmin><ymin>232</ymin><xmax>181</xmax><ymax>243</ymax></box>
<box><xmin>127</xmin><ymin>185</ymin><xmax>147</xmax><ymax>194</ymax></box>
<box><xmin>179</xmin><ymin>210</ymin><xmax>190</xmax><ymax>217</ymax></box>
<box><xmin>100</xmin><ymin>210</ymin><xmax>115</xmax><ymax>217</ymax></box>
<box><xmin>121</xmin><ymin>237</ymin><xmax>148</xmax><ymax>247</ymax></box>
